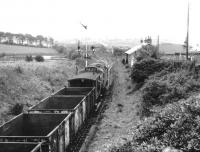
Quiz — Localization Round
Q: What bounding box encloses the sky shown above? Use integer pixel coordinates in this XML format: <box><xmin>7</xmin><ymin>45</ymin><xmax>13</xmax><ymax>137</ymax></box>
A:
<box><xmin>0</xmin><ymin>0</ymin><xmax>199</xmax><ymax>45</ymax></box>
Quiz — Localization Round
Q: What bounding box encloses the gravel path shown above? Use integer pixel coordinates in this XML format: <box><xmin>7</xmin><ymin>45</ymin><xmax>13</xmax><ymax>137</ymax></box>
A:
<box><xmin>88</xmin><ymin>60</ymin><xmax>140</xmax><ymax>152</ymax></box>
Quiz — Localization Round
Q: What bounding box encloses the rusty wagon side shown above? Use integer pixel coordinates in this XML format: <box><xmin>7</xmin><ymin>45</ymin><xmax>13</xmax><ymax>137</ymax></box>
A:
<box><xmin>52</xmin><ymin>87</ymin><xmax>96</xmax><ymax>116</ymax></box>
<box><xmin>0</xmin><ymin>113</ymin><xmax>71</xmax><ymax>152</ymax></box>
<box><xmin>28</xmin><ymin>87</ymin><xmax>95</xmax><ymax>136</ymax></box>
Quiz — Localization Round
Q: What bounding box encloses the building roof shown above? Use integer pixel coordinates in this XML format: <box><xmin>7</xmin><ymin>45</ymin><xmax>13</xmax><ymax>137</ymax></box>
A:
<box><xmin>68</xmin><ymin>72</ymin><xmax>100</xmax><ymax>81</ymax></box>
<box><xmin>125</xmin><ymin>44</ymin><xmax>144</xmax><ymax>55</ymax></box>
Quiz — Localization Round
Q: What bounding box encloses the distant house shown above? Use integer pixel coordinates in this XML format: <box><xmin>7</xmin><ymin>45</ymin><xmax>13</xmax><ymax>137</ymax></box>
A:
<box><xmin>0</xmin><ymin>36</ymin><xmax>9</xmax><ymax>43</ymax></box>
<box><xmin>22</xmin><ymin>38</ymin><xmax>29</xmax><ymax>45</ymax></box>
<box><xmin>125</xmin><ymin>44</ymin><xmax>146</xmax><ymax>67</ymax></box>
<box><xmin>41</xmin><ymin>41</ymin><xmax>50</xmax><ymax>48</ymax></box>
<box><xmin>32</xmin><ymin>40</ymin><xmax>40</xmax><ymax>47</ymax></box>
<box><xmin>12</xmin><ymin>36</ymin><xmax>21</xmax><ymax>44</ymax></box>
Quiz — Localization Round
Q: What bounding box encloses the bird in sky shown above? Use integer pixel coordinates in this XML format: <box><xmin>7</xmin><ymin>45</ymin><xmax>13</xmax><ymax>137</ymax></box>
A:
<box><xmin>80</xmin><ymin>22</ymin><xmax>87</xmax><ymax>30</ymax></box>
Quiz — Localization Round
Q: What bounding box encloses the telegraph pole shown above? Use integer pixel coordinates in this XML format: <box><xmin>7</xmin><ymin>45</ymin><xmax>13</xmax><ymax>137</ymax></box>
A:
<box><xmin>157</xmin><ymin>35</ymin><xmax>159</xmax><ymax>52</ymax></box>
<box><xmin>186</xmin><ymin>2</ymin><xmax>190</xmax><ymax>60</ymax></box>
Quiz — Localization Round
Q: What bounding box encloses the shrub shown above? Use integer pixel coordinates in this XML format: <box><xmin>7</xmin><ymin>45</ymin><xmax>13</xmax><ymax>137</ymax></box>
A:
<box><xmin>53</xmin><ymin>45</ymin><xmax>66</xmax><ymax>54</ymax></box>
<box><xmin>141</xmin><ymin>71</ymin><xmax>200</xmax><ymax>108</ymax></box>
<box><xmin>0</xmin><ymin>52</ymin><xmax>6</xmax><ymax>58</ymax></box>
<box><xmin>125</xmin><ymin>65</ymin><xmax>129</xmax><ymax>69</ymax></box>
<box><xmin>15</xmin><ymin>66</ymin><xmax>23</xmax><ymax>74</ymax></box>
<box><xmin>131</xmin><ymin>58</ymin><xmax>197</xmax><ymax>85</ymax></box>
<box><xmin>25</xmin><ymin>55</ymin><xmax>33</xmax><ymax>62</ymax></box>
<box><xmin>110</xmin><ymin>98</ymin><xmax>200</xmax><ymax>152</ymax></box>
<box><xmin>135</xmin><ymin>45</ymin><xmax>159</xmax><ymax>61</ymax></box>
<box><xmin>113</xmin><ymin>47</ymin><xmax>126</xmax><ymax>56</ymax></box>
<box><xmin>76</xmin><ymin>58</ymin><xmax>85</xmax><ymax>68</ymax></box>
<box><xmin>10</xmin><ymin>103</ymin><xmax>23</xmax><ymax>115</ymax></box>
<box><xmin>130</xmin><ymin>58</ymin><xmax>166</xmax><ymax>83</ymax></box>
<box><xmin>35</xmin><ymin>55</ymin><xmax>44</xmax><ymax>62</ymax></box>
<box><xmin>122</xmin><ymin>58</ymin><xmax>126</xmax><ymax>64</ymax></box>
<box><xmin>142</xmin><ymin>80</ymin><xmax>168</xmax><ymax>106</ymax></box>
<box><xmin>68</xmin><ymin>50</ymin><xmax>81</xmax><ymax>60</ymax></box>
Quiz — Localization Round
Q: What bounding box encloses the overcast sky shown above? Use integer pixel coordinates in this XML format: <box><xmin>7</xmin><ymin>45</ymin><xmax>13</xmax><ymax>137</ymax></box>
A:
<box><xmin>0</xmin><ymin>0</ymin><xmax>199</xmax><ymax>44</ymax></box>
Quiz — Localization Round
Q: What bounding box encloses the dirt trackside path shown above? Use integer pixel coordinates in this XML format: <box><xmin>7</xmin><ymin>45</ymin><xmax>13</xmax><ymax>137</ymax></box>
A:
<box><xmin>88</xmin><ymin>59</ymin><xmax>140</xmax><ymax>152</ymax></box>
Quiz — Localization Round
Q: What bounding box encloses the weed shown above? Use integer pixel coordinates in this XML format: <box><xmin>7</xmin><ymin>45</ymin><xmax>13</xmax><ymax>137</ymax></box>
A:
<box><xmin>25</xmin><ymin>55</ymin><xmax>33</xmax><ymax>62</ymax></box>
<box><xmin>10</xmin><ymin>103</ymin><xmax>23</xmax><ymax>115</ymax></box>
<box><xmin>15</xmin><ymin>66</ymin><xmax>23</xmax><ymax>74</ymax></box>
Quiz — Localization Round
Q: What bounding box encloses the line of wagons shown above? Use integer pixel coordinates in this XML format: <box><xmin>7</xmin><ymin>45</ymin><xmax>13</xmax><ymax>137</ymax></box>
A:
<box><xmin>0</xmin><ymin>61</ymin><xmax>113</xmax><ymax>152</ymax></box>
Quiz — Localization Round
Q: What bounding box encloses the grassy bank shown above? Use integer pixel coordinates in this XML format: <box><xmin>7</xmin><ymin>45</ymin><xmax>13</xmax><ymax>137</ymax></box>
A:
<box><xmin>0</xmin><ymin>60</ymin><xmax>76</xmax><ymax>124</ymax></box>
<box><xmin>110</xmin><ymin>57</ymin><xmax>200</xmax><ymax>152</ymax></box>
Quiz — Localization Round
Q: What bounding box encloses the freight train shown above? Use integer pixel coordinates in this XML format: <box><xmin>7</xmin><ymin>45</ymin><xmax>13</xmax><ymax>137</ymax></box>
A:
<box><xmin>0</xmin><ymin>61</ymin><xmax>113</xmax><ymax>152</ymax></box>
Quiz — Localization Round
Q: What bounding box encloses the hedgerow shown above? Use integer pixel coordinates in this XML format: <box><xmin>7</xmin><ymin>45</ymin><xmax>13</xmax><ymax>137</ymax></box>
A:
<box><xmin>111</xmin><ymin>57</ymin><xmax>200</xmax><ymax>152</ymax></box>
<box><xmin>130</xmin><ymin>58</ymin><xmax>196</xmax><ymax>85</ymax></box>
<box><xmin>110</xmin><ymin>97</ymin><xmax>200</xmax><ymax>152</ymax></box>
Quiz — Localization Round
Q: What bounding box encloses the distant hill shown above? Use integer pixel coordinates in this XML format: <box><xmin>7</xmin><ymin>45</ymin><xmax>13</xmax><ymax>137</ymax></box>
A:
<box><xmin>99</xmin><ymin>38</ymin><xmax>140</xmax><ymax>48</ymax></box>
<box><xmin>159</xmin><ymin>43</ymin><xmax>184</xmax><ymax>54</ymax></box>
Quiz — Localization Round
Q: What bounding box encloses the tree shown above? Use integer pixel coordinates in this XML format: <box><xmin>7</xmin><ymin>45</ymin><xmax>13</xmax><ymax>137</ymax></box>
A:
<box><xmin>25</xmin><ymin>34</ymin><xmax>34</xmax><ymax>45</ymax></box>
<box><xmin>5</xmin><ymin>32</ymin><xmax>13</xmax><ymax>44</ymax></box>
<box><xmin>49</xmin><ymin>37</ymin><xmax>54</xmax><ymax>47</ymax></box>
<box><xmin>17</xmin><ymin>34</ymin><xmax>25</xmax><ymax>45</ymax></box>
<box><xmin>36</xmin><ymin>35</ymin><xmax>44</xmax><ymax>47</ymax></box>
<box><xmin>0</xmin><ymin>32</ymin><xmax>5</xmax><ymax>43</ymax></box>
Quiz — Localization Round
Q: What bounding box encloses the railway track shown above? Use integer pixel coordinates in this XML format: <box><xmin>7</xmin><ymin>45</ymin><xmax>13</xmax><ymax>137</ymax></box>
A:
<box><xmin>66</xmin><ymin>96</ymin><xmax>106</xmax><ymax>152</ymax></box>
<box><xmin>66</xmin><ymin>113</ymin><xmax>98</xmax><ymax>152</ymax></box>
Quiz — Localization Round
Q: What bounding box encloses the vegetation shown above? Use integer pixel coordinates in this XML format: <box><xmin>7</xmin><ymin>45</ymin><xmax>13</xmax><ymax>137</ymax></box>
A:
<box><xmin>0</xmin><ymin>52</ymin><xmax>6</xmax><ymax>58</ymax></box>
<box><xmin>111</xmin><ymin>97</ymin><xmax>200</xmax><ymax>152</ymax></box>
<box><xmin>10</xmin><ymin>103</ymin><xmax>23</xmax><ymax>115</ymax></box>
<box><xmin>135</xmin><ymin>45</ymin><xmax>159</xmax><ymax>61</ymax></box>
<box><xmin>68</xmin><ymin>50</ymin><xmax>81</xmax><ymax>60</ymax></box>
<box><xmin>35</xmin><ymin>55</ymin><xmax>44</xmax><ymax>62</ymax></box>
<box><xmin>0</xmin><ymin>60</ymin><xmax>76</xmax><ymax>124</ymax></box>
<box><xmin>0</xmin><ymin>44</ymin><xmax>57</xmax><ymax>55</ymax></box>
<box><xmin>0</xmin><ymin>31</ymin><xmax>54</xmax><ymax>48</ymax></box>
<box><xmin>111</xmin><ymin>45</ymin><xmax>200</xmax><ymax>152</ymax></box>
<box><xmin>113</xmin><ymin>47</ymin><xmax>128</xmax><ymax>56</ymax></box>
<box><xmin>25</xmin><ymin>55</ymin><xmax>33</xmax><ymax>62</ymax></box>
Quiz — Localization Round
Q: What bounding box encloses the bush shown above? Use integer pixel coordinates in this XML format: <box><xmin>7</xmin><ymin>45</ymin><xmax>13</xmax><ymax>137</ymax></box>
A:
<box><xmin>141</xmin><ymin>71</ymin><xmax>200</xmax><ymax>109</ymax></box>
<box><xmin>113</xmin><ymin>47</ymin><xmax>126</xmax><ymax>56</ymax></box>
<box><xmin>10</xmin><ymin>103</ymin><xmax>23</xmax><ymax>115</ymax></box>
<box><xmin>110</xmin><ymin>98</ymin><xmax>200</xmax><ymax>152</ymax></box>
<box><xmin>76</xmin><ymin>58</ymin><xmax>85</xmax><ymax>68</ymax></box>
<box><xmin>130</xmin><ymin>58</ymin><xmax>167</xmax><ymax>84</ymax></box>
<box><xmin>53</xmin><ymin>45</ymin><xmax>66</xmax><ymax>54</ymax></box>
<box><xmin>142</xmin><ymin>80</ymin><xmax>168</xmax><ymax>106</ymax></box>
<box><xmin>35</xmin><ymin>55</ymin><xmax>44</xmax><ymax>62</ymax></box>
<box><xmin>135</xmin><ymin>45</ymin><xmax>159</xmax><ymax>61</ymax></box>
<box><xmin>25</xmin><ymin>55</ymin><xmax>33</xmax><ymax>62</ymax></box>
<box><xmin>122</xmin><ymin>58</ymin><xmax>126</xmax><ymax>65</ymax></box>
<box><xmin>68</xmin><ymin>50</ymin><xmax>81</xmax><ymax>60</ymax></box>
<box><xmin>15</xmin><ymin>66</ymin><xmax>23</xmax><ymax>74</ymax></box>
<box><xmin>131</xmin><ymin>58</ymin><xmax>197</xmax><ymax>85</ymax></box>
<box><xmin>0</xmin><ymin>52</ymin><xmax>6</xmax><ymax>58</ymax></box>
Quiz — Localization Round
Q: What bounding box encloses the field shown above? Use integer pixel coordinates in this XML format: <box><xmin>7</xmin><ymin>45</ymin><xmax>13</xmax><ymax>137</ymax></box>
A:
<box><xmin>0</xmin><ymin>44</ymin><xmax>57</xmax><ymax>55</ymax></box>
<box><xmin>159</xmin><ymin>42</ymin><xmax>184</xmax><ymax>54</ymax></box>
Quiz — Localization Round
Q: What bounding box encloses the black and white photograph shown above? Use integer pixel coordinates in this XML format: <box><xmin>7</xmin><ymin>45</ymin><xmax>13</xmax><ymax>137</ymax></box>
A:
<box><xmin>0</xmin><ymin>0</ymin><xmax>199</xmax><ymax>152</ymax></box>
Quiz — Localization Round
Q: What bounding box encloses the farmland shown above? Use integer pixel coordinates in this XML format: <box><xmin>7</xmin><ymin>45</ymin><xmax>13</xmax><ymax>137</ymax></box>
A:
<box><xmin>0</xmin><ymin>44</ymin><xmax>57</xmax><ymax>55</ymax></box>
